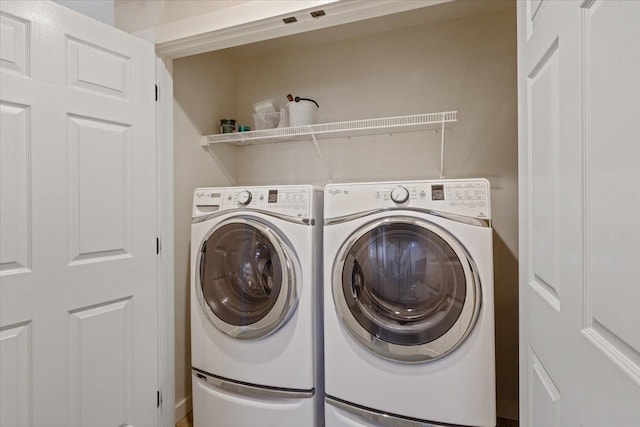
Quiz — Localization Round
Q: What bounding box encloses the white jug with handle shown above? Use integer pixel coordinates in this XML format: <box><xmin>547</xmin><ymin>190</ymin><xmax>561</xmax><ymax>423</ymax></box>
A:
<box><xmin>287</xmin><ymin>97</ymin><xmax>319</xmax><ymax>127</ymax></box>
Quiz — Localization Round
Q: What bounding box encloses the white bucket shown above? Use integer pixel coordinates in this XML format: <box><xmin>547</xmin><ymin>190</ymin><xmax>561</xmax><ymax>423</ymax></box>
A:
<box><xmin>287</xmin><ymin>100</ymin><xmax>318</xmax><ymax>127</ymax></box>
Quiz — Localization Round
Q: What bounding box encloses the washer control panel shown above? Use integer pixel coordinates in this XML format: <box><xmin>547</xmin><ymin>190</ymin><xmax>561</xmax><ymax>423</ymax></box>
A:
<box><xmin>193</xmin><ymin>186</ymin><xmax>312</xmax><ymax>219</ymax></box>
<box><xmin>325</xmin><ymin>179</ymin><xmax>491</xmax><ymax>220</ymax></box>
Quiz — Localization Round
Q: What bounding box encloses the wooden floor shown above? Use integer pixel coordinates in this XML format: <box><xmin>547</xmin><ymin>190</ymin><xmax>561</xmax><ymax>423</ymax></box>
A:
<box><xmin>175</xmin><ymin>412</ymin><xmax>193</xmax><ymax>427</ymax></box>
<box><xmin>497</xmin><ymin>418</ymin><xmax>519</xmax><ymax>427</ymax></box>
<box><xmin>176</xmin><ymin>412</ymin><xmax>517</xmax><ymax>427</ymax></box>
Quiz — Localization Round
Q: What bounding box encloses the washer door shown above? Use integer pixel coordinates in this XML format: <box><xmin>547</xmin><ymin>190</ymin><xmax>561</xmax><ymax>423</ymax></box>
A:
<box><xmin>333</xmin><ymin>217</ymin><xmax>481</xmax><ymax>362</ymax></box>
<box><xmin>197</xmin><ymin>218</ymin><xmax>298</xmax><ymax>339</ymax></box>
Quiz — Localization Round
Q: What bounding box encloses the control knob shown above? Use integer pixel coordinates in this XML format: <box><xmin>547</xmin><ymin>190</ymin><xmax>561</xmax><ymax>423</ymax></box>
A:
<box><xmin>390</xmin><ymin>186</ymin><xmax>410</xmax><ymax>204</ymax></box>
<box><xmin>237</xmin><ymin>190</ymin><xmax>252</xmax><ymax>206</ymax></box>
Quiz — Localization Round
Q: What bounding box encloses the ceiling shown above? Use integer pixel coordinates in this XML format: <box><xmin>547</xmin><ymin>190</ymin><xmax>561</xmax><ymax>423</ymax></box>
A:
<box><xmin>220</xmin><ymin>0</ymin><xmax>512</xmax><ymax>60</ymax></box>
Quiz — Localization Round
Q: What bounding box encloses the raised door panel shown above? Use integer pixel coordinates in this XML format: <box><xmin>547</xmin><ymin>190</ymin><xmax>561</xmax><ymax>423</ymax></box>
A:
<box><xmin>528</xmin><ymin>348</ymin><xmax>559</xmax><ymax>427</ymax></box>
<box><xmin>527</xmin><ymin>40</ymin><xmax>560</xmax><ymax>311</ymax></box>
<box><xmin>525</xmin><ymin>0</ymin><xmax>546</xmax><ymax>41</ymax></box>
<box><xmin>67</xmin><ymin>114</ymin><xmax>132</xmax><ymax>265</ymax></box>
<box><xmin>67</xmin><ymin>37</ymin><xmax>131</xmax><ymax>99</ymax></box>
<box><xmin>0</xmin><ymin>12</ymin><xmax>29</xmax><ymax>76</ymax></box>
<box><xmin>0</xmin><ymin>101</ymin><xmax>31</xmax><ymax>275</ymax></box>
<box><xmin>581</xmin><ymin>0</ymin><xmax>640</xmax><ymax>384</ymax></box>
<box><xmin>69</xmin><ymin>298</ymin><xmax>133</xmax><ymax>427</ymax></box>
<box><xmin>0</xmin><ymin>322</ymin><xmax>32</xmax><ymax>427</ymax></box>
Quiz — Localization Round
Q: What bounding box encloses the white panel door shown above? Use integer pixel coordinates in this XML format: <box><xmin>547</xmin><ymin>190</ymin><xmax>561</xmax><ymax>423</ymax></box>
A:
<box><xmin>0</xmin><ymin>2</ymin><xmax>159</xmax><ymax>426</ymax></box>
<box><xmin>518</xmin><ymin>1</ymin><xmax>640</xmax><ymax>425</ymax></box>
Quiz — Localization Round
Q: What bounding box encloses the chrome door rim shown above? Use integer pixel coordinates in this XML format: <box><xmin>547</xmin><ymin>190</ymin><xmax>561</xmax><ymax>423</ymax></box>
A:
<box><xmin>332</xmin><ymin>216</ymin><xmax>481</xmax><ymax>363</ymax></box>
<box><xmin>196</xmin><ymin>217</ymin><xmax>299</xmax><ymax>339</ymax></box>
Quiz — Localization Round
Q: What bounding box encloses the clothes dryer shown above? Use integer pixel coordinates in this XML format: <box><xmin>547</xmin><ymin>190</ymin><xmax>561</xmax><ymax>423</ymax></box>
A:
<box><xmin>191</xmin><ymin>185</ymin><xmax>323</xmax><ymax>426</ymax></box>
<box><xmin>323</xmin><ymin>179</ymin><xmax>495</xmax><ymax>427</ymax></box>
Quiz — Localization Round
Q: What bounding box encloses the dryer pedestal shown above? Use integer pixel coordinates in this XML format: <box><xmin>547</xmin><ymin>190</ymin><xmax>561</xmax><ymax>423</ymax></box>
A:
<box><xmin>193</xmin><ymin>371</ymin><xmax>319</xmax><ymax>427</ymax></box>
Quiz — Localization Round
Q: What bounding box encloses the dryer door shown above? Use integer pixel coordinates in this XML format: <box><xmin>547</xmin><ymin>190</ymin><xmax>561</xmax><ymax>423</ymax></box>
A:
<box><xmin>333</xmin><ymin>216</ymin><xmax>481</xmax><ymax>362</ymax></box>
<box><xmin>197</xmin><ymin>217</ymin><xmax>298</xmax><ymax>339</ymax></box>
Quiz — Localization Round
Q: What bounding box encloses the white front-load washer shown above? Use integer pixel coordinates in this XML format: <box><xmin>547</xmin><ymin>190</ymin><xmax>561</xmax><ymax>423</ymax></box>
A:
<box><xmin>191</xmin><ymin>185</ymin><xmax>323</xmax><ymax>427</ymax></box>
<box><xmin>323</xmin><ymin>179</ymin><xmax>495</xmax><ymax>427</ymax></box>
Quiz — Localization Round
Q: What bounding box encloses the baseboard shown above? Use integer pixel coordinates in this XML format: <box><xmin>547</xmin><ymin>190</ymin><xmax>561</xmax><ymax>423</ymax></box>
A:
<box><xmin>497</xmin><ymin>398</ymin><xmax>519</xmax><ymax>421</ymax></box>
<box><xmin>175</xmin><ymin>395</ymin><xmax>193</xmax><ymax>424</ymax></box>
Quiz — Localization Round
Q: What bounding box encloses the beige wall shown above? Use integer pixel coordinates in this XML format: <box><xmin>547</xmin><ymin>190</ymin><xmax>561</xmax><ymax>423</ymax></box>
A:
<box><xmin>232</xmin><ymin>6</ymin><xmax>519</xmax><ymax>415</ymax></box>
<box><xmin>171</xmin><ymin>3</ymin><xmax>518</xmax><ymax>420</ymax></box>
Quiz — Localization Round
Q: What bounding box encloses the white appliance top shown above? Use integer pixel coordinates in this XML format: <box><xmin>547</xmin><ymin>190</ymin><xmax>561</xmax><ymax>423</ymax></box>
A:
<box><xmin>324</xmin><ymin>179</ymin><xmax>491</xmax><ymax>220</ymax></box>
<box><xmin>193</xmin><ymin>185</ymin><xmax>318</xmax><ymax>220</ymax></box>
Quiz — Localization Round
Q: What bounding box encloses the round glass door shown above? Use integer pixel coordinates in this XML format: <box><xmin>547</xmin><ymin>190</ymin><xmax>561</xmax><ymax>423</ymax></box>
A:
<box><xmin>333</xmin><ymin>217</ymin><xmax>480</xmax><ymax>362</ymax></box>
<box><xmin>197</xmin><ymin>218</ymin><xmax>298</xmax><ymax>339</ymax></box>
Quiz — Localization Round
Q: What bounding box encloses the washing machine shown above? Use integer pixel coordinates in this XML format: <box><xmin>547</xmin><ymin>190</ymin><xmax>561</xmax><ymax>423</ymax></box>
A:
<box><xmin>191</xmin><ymin>185</ymin><xmax>323</xmax><ymax>426</ymax></box>
<box><xmin>323</xmin><ymin>179</ymin><xmax>495</xmax><ymax>427</ymax></box>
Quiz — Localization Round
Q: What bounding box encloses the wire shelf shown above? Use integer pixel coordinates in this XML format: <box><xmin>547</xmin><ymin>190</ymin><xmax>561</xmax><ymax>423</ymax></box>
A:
<box><xmin>202</xmin><ymin>111</ymin><xmax>457</xmax><ymax>146</ymax></box>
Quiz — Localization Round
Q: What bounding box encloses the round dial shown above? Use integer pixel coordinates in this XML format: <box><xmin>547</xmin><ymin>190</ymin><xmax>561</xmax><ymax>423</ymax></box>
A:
<box><xmin>390</xmin><ymin>187</ymin><xmax>410</xmax><ymax>204</ymax></box>
<box><xmin>237</xmin><ymin>190</ymin><xmax>252</xmax><ymax>206</ymax></box>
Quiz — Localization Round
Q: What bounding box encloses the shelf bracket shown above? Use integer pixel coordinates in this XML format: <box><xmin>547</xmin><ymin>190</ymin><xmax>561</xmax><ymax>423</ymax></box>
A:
<box><xmin>309</xmin><ymin>131</ymin><xmax>332</xmax><ymax>183</ymax></box>
<box><xmin>203</xmin><ymin>140</ymin><xmax>237</xmax><ymax>185</ymax></box>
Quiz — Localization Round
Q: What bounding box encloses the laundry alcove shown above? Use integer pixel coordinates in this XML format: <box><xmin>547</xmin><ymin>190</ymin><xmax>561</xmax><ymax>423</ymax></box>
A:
<box><xmin>166</xmin><ymin>0</ymin><xmax>519</xmax><ymax>422</ymax></box>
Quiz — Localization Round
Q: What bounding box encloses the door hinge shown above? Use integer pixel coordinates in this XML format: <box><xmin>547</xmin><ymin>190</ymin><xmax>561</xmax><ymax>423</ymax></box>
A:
<box><xmin>157</xmin><ymin>390</ymin><xmax>162</xmax><ymax>408</ymax></box>
<box><xmin>155</xmin><ymin>84</ymin><xmax>158</xmax><ymax>101</ymax></box>
<box><xmin>156</xmin><ymin>237</ymin><xmax>160</xmax><ymax>255</ymax></box>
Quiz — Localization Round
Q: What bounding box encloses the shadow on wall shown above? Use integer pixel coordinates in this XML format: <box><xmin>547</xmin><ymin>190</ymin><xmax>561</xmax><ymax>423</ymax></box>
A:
<box><xmin>493</xmin><ymin>230</ymin><xmax>519</xmax><ymax>418</ymax></box>
<box><xmin>178</xmin><ymin>245</ymin><xmax>193</xmax><ymax>404</ymax></box>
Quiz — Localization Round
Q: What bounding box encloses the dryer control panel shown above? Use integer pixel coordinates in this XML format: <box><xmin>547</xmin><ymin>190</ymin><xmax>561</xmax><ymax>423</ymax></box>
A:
<box><xmin>193</xmin><ymin>186</ymin><xmax>315</xmax><ymax>220</ymax></box>
<box><xmin>325</xmin><ymin>179</ymin><xmax>491</xmax><ymax>220</ymax></box>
